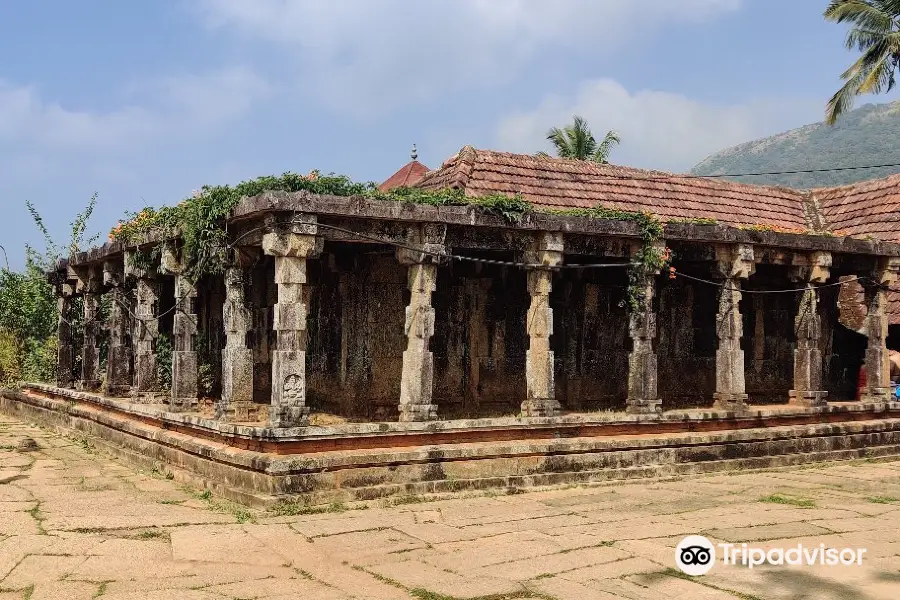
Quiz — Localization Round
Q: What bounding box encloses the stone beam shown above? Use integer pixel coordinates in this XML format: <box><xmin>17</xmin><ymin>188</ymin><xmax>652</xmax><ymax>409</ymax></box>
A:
<box><xmin>396</xmin><ymin>224</ymin><xmax>447</xmax><ymax>422</ymax></box>
<box><xmin>713</xmin><ymin>244</ymin><xmax>755</xmax><ymax>411</ymax></box>
<box><xmin>522</xmin><ymin>232</ymin><xmax>563</xmax><ymax>417</ymax></box>
<box><xmin>262</xmin><ymin>216</ymin><xmax>323</xmax><ymax>428</ymax></box>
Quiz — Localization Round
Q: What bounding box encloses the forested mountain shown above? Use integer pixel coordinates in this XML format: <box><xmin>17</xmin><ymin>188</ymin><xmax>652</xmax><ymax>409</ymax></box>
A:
<box><xmin>691</xmin><ymin>102</ymin><xmax>900</xmax><ymax>189</ymax></box>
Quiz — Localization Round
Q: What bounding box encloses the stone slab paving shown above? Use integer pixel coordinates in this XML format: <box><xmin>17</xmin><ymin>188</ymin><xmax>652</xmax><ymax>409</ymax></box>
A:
<box><xmin>0</xmin><ymin>415</ymin><xmax>898</xmax><ymax>599</ymax></box>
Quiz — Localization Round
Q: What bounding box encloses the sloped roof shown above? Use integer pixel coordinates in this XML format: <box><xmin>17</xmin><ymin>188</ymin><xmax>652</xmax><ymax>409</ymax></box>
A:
<box><xmin>415</xmin><ymin>146</ymin><xmax>811</xmax><ymax>230</ymax></box>
<box><xmin>378</xmin><ymin>160</ymin><xmax>430</xmax><ymax>192</ymax></box>
<box><xmin>816</xmin><ymin>175</ymin><xmax>900</xmax><ymax>326</ymax></box>
<box><xmin>816</xmin><ymin>173</ymin><xmax>900</xmax><ymax>239</ymax></box>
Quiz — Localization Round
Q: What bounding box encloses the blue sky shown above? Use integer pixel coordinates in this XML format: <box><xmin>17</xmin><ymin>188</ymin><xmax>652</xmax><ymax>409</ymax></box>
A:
<box><xmin>0</xmin><ymin>0</ymin><xmax>896</xmax><ymax>268</ymax></box>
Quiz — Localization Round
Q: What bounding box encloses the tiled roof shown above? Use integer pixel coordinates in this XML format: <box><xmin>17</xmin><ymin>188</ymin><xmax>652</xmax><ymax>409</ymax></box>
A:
<box><xmin>816</xmin><ymin>175</ymin><xmax>900</xmax><ymax>325</ymax></box>
<box><xmin>415</xmin><ymin>146</ymin><xmax>811</xmax><ymax>229</ymax></box>
<box><xmin>816</xmin><ymin>174</ymin><xmax>900</xmax><ymax>240</ymax></box>
<box><xmin>378</xmin><ymin>160</ymin><xmax>430</xmax><ymax>192</ymax></box>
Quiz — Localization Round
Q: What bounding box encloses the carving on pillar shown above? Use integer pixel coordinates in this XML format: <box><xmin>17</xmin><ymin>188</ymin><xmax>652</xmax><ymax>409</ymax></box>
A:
<box><xmin>127</xmin><ymin>251</ymin><xmax>160</xmax><ymax>398</ymax></box>
<box><xmin>164</xmin><ymin>250</ymin><xmax>199</xmax><ymax>412</ymax></box>
<box><xmin>713</xmin><ymin>244</ymin><xmax>755</xmax><ymax>411</ymax></box>
<box><xmin>76</xmin><ymin>266</ymin><xmax>102</xmax><ymax>392</ymax></box>
<box><xmin>103</xmin><ymin>261</ymin><xmax>133</xmax><ymax>396</ymax></box>
<box><xmin>861</xmin><ymin>256</ymin><xmax>900</xmax><ymax>404</ymax></box>
<box><xmin>626</xmin><ymin>241</ymin><xmax>664</xmax><ymax>415</ymax></box>
<box><xmin>521</xmin><ymin>232</ymin><xmax>563</xmax><ymax>417</ymax></box>
<box><xmin>789</xmin><ymin>251</ymin><xmax>831</xmax><ymax>407</ymax></box>
<box><xmin>262</xmin><ymin>216</ymin><xmax>323</xmax><ymax>428</ymax></box>
<box><xmin>219</xmin><ymin>263</ymin><xmax>255</xmax><ymax>421</ymax></box>
<box><xmin>396</xmin><ymin>223</ymin><xmax>446</xmax><ymax>422</ymax></box>
<box><xmin>55</xmin><ymin>277</ymin><xmax>76</xmax><ymax>389</ymax></box>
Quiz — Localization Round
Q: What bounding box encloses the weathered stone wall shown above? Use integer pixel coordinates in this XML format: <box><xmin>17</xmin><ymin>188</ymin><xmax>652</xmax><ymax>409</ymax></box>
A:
<box><xmin>822</xmin><ymin>285</ymin><xmax>867</xmax><ymax>400</ymax></box>
<box><xmin>305</xmin><ymin>244</ymin><xmax>407</xmax><ymax>420</ymax></box>
<box><xmin>197</xmin><ymin>275</ymin><xmax>226</xmax><ymax>399</ymax></box>
<box><xmin>742</xmin><ymin>265</ymin><xmax>798</xmax><ymax>404</ymax></box>
<box><xmin>249</xmin><ymin>256</ymin><xmax>275</xmax><ymax>404</ymax></box>
<box><xmin>550</xmin><ymin>267</ymin><xmax>629</xmax><ymax>412</ymax></box>
<box><xmin>657</xmin><ymin>271</ymin><xmax>718</xmax><ymax>409</ymax></box>
<box><xmin>431</xmin><ymin>258</ymin><xmax>529</xmax><ymax>418</ymax></box>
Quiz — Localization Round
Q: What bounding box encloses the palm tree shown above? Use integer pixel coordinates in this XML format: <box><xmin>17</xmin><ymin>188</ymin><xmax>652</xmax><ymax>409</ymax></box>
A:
<box><xmin>536</xmin><ymin>115</ymin><xmax>621</xmax><ymax>163</ymax></box>
<box><xmin>824</xmin><ymin>0</ymin><xmax>900</xmax><ymax>124</ymax></box>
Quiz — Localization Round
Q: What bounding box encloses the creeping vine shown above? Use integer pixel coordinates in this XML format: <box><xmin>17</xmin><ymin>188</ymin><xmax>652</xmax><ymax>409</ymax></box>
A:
<box><xmin>109</xmin><ymin>171</ymin><xmax>667</xmax><ymax>311</ymax></box>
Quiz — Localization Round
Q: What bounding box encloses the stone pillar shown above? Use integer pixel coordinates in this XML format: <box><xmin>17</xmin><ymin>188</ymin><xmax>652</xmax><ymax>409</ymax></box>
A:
<box><xmin>522</xmin><ymin>232</ymin><xmax>564</xmax><ymax>417</ymax></box>
<box><xmin>261</xmin><ymin>218</ymin><xmax>323</xmax><ymax>428</ymax></box>
<box><xmin>396</xmin><ymin>225</ymin><xmax>446</xmax><ymax>422</ymax></box>
<box><xmin>55</xmin><ymin>282</ymin><xmax>75</xmax><ymax>389</ymax></box>
<box><xmin>789</xmin><ymin>252</ymin><xmax>832</xmax><ymax>407</ymax></box>
<box><xmin>861</xmin><ymin>257</ymin><xmax>900</xmax><ymax>403</ymax></box>
<box><xmin>78</xmin><ymin>267</ymin><xmax>102</xmax><ymax>391</ymax></box>
<box><xmin>170</xmin><ymin>270</ymin><xmax>198</xmax><ymax>411</ymax></box>
<box><xmin>103</xmin><ymin>261</ymin><xmax>133</xmax><ymax>396</ymax></box>
<box><xmin>626</xmin><ymin>242</ymin><xmax>664</xmax><ymax>415</ymax></box>
<box><xmin>713</xmin><ymin>244</ymin><xmax>754</xmax><ymax>410</ymax></box>
<box><xmin>219</xmin><ymin>265</ymin><xmax>254</xmax><ymax>421</ymax></box>
<box><xmin>129</xmin><ymin>256</ymin><xmax>159</xmax><ymax>395</ymax></box>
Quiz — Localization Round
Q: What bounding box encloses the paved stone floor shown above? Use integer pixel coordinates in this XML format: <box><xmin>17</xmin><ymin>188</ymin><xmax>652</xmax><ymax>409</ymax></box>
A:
<box><xmin>0</xmin><ymin>415</ymin><xmax>899</xmax><ymax>599</ymax></box>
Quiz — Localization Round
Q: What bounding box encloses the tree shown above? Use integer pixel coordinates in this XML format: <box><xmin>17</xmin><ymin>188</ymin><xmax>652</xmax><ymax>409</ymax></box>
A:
<box><xmin>536</xmin><ymin>115</ymin><xmax>621</xmax><ymax>163</ymax></box>
<box><xmin>824</xmin><ymin>0</ymin><xmax>900</xmax><ymax>125</ymax></box>
<box><xmin>0</xmin><ymin>196</ymin><xmax>98</xmax><ymax>385</ymax></box>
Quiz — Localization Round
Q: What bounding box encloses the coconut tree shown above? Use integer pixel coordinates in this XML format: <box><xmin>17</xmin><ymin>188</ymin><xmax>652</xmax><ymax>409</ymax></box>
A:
<box><xmin>536</xmin><ymin>115</ymin><xmax>621</xmax><ymax>163</ymax></box>
<box><xmin>824</xmin><ymin>0</ymin><xmax>900</xmax><ymax>124</ymax></box>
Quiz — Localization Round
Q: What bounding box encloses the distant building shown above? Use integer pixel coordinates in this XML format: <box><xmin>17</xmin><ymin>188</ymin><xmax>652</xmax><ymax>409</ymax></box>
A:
<box><xmin>378</xmin><ymin>144</ymin><xmax>429</xmax><ymax>191</ymax></box>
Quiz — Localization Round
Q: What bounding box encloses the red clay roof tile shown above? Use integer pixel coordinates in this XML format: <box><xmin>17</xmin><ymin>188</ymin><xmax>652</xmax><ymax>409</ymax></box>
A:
<box><xmin>415</xmin><ymin>146</ymin><xmax>810</xmax><ymax>230</ymax></box>
<box><xmin>378</xmin><ymin>160</ymin><xmax>430</xmax><ymax>192</ymax></box>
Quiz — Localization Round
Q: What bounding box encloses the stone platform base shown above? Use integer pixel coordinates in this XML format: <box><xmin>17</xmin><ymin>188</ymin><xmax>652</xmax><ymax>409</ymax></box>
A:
<box><xmin>3</xmin><ymin>383</ymin><xmax>900</xmax><ymax>507</ymax></box>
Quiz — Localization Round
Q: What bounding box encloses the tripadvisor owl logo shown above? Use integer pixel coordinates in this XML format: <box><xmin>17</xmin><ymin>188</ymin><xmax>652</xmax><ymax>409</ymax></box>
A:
<box><xmin>675</xmin><ymin>535</ymin><xmax>716</xmax><ymax>576</ymax></box>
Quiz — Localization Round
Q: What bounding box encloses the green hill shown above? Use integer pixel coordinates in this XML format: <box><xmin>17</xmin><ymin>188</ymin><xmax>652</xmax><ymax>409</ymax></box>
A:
<box><xmin>690</xmin><ymin>101</ymin><xmax>900</xmax><ymax>189</ymax></box>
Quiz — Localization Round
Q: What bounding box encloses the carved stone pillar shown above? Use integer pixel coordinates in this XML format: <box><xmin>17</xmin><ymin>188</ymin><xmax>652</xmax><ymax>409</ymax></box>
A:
<box><xmin>56</xmin><ymin>281</ymin><xmax>76</xmax><ymax>389</ymax></box>
<box><xmin>219</xmin><ymin>265</ymin><xmax>254</xmax><ymax>421</ymax></box>
<box><xmin>713</xmin><ymin>244</ymin><xmax>754</xmax><ymax>410</ymax></box>
<box><xmin>522</xmin><ymin>232</ymin><xmax>563</xmax><ymax>417</ymax></box>
<box><xmin>78</xmin><ymin>267</ymin><xmax>102</xmax><ymax>391</ymax></box>
<box><xmin>861</xmin><ymin>257</ymin><xmax>900</xmax><ymax>403</ymax></box>
<box><xmin>261</xmin><ymin>217</ymin><xmax>323</xmax><ymax>428</ymax></box>
<box><xmin>789</xmin><ymin>252</ymin><xmax>831</xmax><ymax>407</ymax></box>
<box><xmin>103</xmin><ymin>261</ymin><xmax>133</xmax><ymax>396</ymax></box>
<box><xmin>396</xmin><ymin>225</ymin><xmax>446</xmax><ymax>422</ymax></box>
<box><xmin>128</xmin><ymin>252</ymin><xmax>159</xmax><ymax>395</ymax></box>
<box><xmin>169</xmin><ymin>262</ymin><xmax>199</xmax><ymax>412</ymax></box>
<box><xmin>626</xmin><ymin>242</ymin><xmax>664</xmax><ymax>415</ymax></box>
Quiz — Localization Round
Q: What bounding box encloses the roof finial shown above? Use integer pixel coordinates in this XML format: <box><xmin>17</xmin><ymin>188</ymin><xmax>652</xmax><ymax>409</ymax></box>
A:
<box><xmin>411</xmin><ymin>143</ymin><xmax>418</xmax><ymax>161</ymax></box>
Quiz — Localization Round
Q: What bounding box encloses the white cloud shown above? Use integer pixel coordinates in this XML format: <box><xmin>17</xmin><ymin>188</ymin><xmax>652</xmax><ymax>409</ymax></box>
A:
<box><xmin>0</xmin><ymin>66</ymin><xmax>270</xmax><ymax>149</ymax></box>
<box><xmin>494</xmin><ymin>78</ymin><xmax>821</xmax><ymax>172</ymax></box>
<box><xmin>193</xmin><ymin>0</ymin><xmax>742</xmax><ymax>115</ymax></box>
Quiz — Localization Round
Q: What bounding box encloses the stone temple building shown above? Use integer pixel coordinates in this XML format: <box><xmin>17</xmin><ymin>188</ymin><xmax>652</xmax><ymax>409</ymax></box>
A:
<box><xmin>49</xmin><ymin>145</ymin><xmax>900</xmax><ymax>422</ymax></box>
<box><xmin>7</xmin><ymin>147</ymin><xmax>900</xmax><ymax>503</ymax></box>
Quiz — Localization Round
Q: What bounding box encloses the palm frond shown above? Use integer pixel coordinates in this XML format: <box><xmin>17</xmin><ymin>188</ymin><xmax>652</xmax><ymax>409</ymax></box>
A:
<box><xmin>824</xmin><ymin>0</ymin><xmax>900</xmax><ymax>123</ymax></box>
<box><xmin>825</xmin><ymin>0</ymin><xmax>893</xmax><ymax>31</ymax></box>
<box><xmin>592</xmin><ymin>130</ymin><xmax>621</xmax><ymax>164</ymax></box>
<box><xmin>826</xmin><ymin>61</ymin><xmax>869</xmax><ymax>124</ymax></box>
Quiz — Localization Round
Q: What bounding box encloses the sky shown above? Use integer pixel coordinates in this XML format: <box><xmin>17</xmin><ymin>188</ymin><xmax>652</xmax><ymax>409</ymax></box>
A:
<box><xmin>1</xmin><ymin>0</ymin><xmax>896</xmax><ymax>269</ymax></box>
